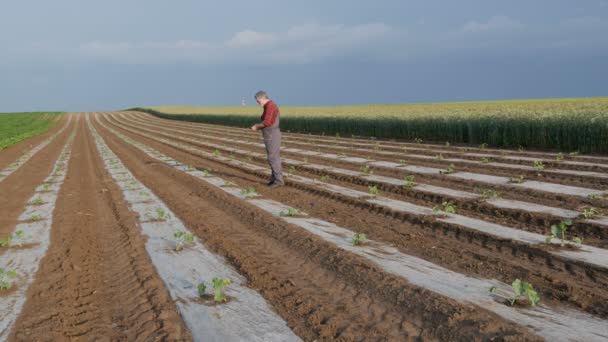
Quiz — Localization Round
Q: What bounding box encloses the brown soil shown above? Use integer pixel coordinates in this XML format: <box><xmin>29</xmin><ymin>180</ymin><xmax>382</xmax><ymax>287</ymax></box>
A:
<box><xmin>9</xmin><ymin>114</ymin><xmax>191</xmax><ymax>341</ymax></box>
<box><xmin>93</xmin><ymin>113</ymin><xmax>541</xmax><ymax>340</ymax></box>
<box><xmin>0</xmin><ymin>117</ymin><xmax>75</xmax><ymax>244</ymax></box>
<box><xmin>99</xmin><ymin>113</ymin><xmax>608</xmax><ymax>319</ymax></box>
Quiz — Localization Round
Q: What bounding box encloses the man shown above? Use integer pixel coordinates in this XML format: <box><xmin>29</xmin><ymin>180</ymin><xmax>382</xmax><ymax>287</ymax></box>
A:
<box><xmin>251</xmin><ymin>90</ymin><xmax>284</xmax><ymax>187</ymax></box>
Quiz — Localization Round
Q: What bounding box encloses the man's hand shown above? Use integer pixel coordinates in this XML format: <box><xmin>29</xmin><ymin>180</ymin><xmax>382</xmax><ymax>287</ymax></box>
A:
<box><xmin>251</xmin><ymin>123</ymin><xmax>263</xmax><ymax>131</ymax></box>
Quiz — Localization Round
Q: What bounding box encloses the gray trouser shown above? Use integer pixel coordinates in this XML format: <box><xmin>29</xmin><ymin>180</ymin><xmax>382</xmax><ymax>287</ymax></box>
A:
<box><xmin>262</xmin><ymin>127</ymin><xmax>283</xmax><ymax>184</ymax></box>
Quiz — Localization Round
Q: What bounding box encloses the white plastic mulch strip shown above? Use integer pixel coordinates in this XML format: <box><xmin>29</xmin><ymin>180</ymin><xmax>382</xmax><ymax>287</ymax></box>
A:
<box><xmin>0</xmin><ymin>114</ymin><xmax>72</xmax><ymax>184</ymax></box>
<box><xmin>86</xmin><ymin>114</ymin><xmax>300</xmax><ymax>342</ymax></box>
<box><xmin>101</xmin><ymin>114</ymin><xmax>608</xmax><ymax>270</ymax></box>
<box><xmin>109</xmin><ymin>114</ymin><xmax>605</xmax><ymax>226</ymax></box>
<box><xmin>117</xmin><ymin>113</ymin><xmax>608</xmax><ymax>198</ymax></box>
<box><xmin>101</xmin><ymin>114</ymin><xmax>608</xmax><ymax>341</ymax></box>
<box><xmin>110</xmin><ymin>114</ymin><xmax>593</xmax><ymax>219</ymax></box>
<box><xmin>0</xmin><ymin>126</ymin><xmax>76</xmax><ymax>339</ymax></box>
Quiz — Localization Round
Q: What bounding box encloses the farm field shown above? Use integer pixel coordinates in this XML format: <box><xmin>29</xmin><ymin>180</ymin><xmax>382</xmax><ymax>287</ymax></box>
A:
<box><xmin>1</xmin><ymin>111</ymin><xmax>608</xmax><ymax>341</ymax></box>
<box><xmin>140</xmin><ymin>97</ymin><xmax>608</xmax><ymax>153</ymax></box>
<box><xmin>0</xmin><ymin>112</ymin><xmax>63</xmax><ymax>151</ymax></box>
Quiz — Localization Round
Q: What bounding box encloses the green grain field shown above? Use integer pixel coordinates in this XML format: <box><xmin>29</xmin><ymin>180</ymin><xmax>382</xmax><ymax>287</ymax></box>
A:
<box><xmin>0</xmin><ymin>112</ymin><xmax>64</xmax><ymax>150</ymax></box>
<box><xmin>136</xmin><ymin>97</ymin><xmax>608</xmax><ymax>153</ymax></box>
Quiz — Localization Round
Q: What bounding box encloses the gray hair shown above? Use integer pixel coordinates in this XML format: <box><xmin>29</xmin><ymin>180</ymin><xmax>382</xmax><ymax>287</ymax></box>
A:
<box><xmin>254</xmin><ymin>90</ymin><xmax>269</xmax><ymax>99</ymax></box>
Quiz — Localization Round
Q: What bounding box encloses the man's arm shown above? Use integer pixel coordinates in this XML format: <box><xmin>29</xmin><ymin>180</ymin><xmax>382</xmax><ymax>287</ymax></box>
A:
<box><xmin>251</xmin><ymin>103</ymin><xmax>277</xmax><ymax>131</ymax></box>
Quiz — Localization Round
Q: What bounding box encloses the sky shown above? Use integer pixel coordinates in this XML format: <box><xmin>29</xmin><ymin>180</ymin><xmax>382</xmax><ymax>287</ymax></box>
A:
<box><xmin>0</xmin><ymin>0</ymin><xmax>607</xmax><ymax>111</ymax></box>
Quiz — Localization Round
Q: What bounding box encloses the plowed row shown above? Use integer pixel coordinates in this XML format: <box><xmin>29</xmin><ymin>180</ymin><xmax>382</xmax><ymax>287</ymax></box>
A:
<box><xmin>0</xmin><ymin>112</ymin><xmax>606</xmax><ymax>341</ymax></box>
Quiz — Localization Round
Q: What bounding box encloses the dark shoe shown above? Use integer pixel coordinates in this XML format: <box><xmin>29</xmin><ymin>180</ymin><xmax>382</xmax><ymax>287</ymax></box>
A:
<box><xmin>267</xmin><ymin>180</ymin><xmax>275</xmax><ymax>186</ymax></box>
<box><xmin>268</xmin><ymin>182</ymin><xmax>284</xmax><ymax>188</ymax></box>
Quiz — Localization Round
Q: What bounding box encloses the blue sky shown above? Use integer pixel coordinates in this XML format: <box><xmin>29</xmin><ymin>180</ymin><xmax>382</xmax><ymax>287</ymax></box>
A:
<box><xmin>1</xmin><ymin>0</ymin><xmax>607</xmax><ymax>111</ymax></box>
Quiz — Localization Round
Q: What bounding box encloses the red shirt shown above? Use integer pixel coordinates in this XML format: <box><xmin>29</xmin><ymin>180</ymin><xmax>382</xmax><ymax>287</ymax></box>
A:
<box><xmin>261</xmin><ymin>100</ymin><xmax>280</xmax><ymax>127</ymax></box>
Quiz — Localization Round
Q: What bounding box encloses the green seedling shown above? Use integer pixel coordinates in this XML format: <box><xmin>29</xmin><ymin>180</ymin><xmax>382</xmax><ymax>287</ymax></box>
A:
<box><xmin>212</xmin><ymin>277</ymin><xmax>232</xmax><ymax>302</ymax></box>
<box><xmin>12</xmin><ymin>230</ymin><xmax>30</xmax><ymax>247</ymax></box>
<box><xmin>403</xmin><ymin>175</ymin><xmax>416</xmax><ymax>188</ymax></box>
<box><xmin>240</xmin><ymin>187</ymin><xmax>258</xmax><ymax>197</ymax></box>
<box><xmin>359</xmin><ymin>165</ymin><xmax>373</xmax><ymax>175</ymax></box>
<box><xmin>569</xmin><ymin>151</ymin><xmax>579</xmax><ymax>156</ymax></box>
<box><xmin>337</xmin><ymin>152</ymin><xmax>347</xmax><ymax>158</ymax></box>
<box><xmin>335</xmin><ymin>132</ymin><xmax>340</xmax><ymax>138</ymax></box>
<box><xmin>303</xmin><ymin>157</ymin><xmax>309</xmax><ymax>163</ymax></box>
<box><xmin>479</xmin><ymin>143</ymin><xmax>488</xmax><ymax>149</ymax></box>
<box><xmin>545</xmin><ymin>219</ymin><xmax>580</xmax><ymax>246</ymax></box>
<box><xmin>555</xmin><ymin>153</ymin><xmax>564</xmax><ymax>161</ymax></box>
<box><xmin>279</xmin><ymin>208</ymin><xmax>301</xmax><ymax>217</ymax></box>
<box><xmin>518</xmin><ymin>146</ymin><xmax>525</xmax><ymax>152</ymax></box>
<box><xmin>489</xmin><ymin>279</ymin><xmax>540</xmax><ymax>307</ymax></box>
<box><xmin>42</xmin><ymin>184</ymin><xmax>50</xmax><ymax>191</ymax></box>
<box><xmin>480</xmin><ymin>189</ymin><xmax>499</xmax><ymax>200</ymax></box>
<box><xmin>445</xmin><ymin>142</ymin><xmax>451</xmax><ymax>147</ymax></box>
<box><xmin>197</xmin><ymin>282</ymin><xmax>207</xmax><ymax>298</ymax></box>
<box><xmin>368</xmin><ymin>185</ymin><xmax>379</xmax><ymax>197</ymax></box>
<box><xmin>229</xmin><ymin>154</ymin><xmax>236</xmax><ymax>160</ymax></box>
<box><xmin>201</xmin><ymin>169</ymin><xmax>212</xmax><ymax>177</ymax></box>
<box><xmin>435</xmin><ymin>153</ymin><xmax>444</xmax><ymax>160</ymax></box>
<box><xmin>414</xmin><ymin>138</ymin><xmax>423</xmax><ymax>144</ymax></box>
<box><xmin>185</xmin><ymin>165</ymin><xmax>196</xmax><ymax>171</ymax></box>
<box><xmin>351</xmin><ymin>233</ymin><xmax>367</xmax><ymax>246</ymax></box>
<box><xmin>579</xmin><ymin>207</ymin><xmax>598</xmax><ymax>219</ymax></box>
<box><xmin>222</xmin><ymin>181</ymin><xmax>237</xmax><ymax>187</ymax></box>
<box><xmin>399</xmin><ymin>159</ymin><xmax>406</xmax><ymax>165</ymax></box>
<box><xmin>0</xmin><ymin>268</ymin><xmax>18</xmax><ymax>290</ymax></box>
<box><xmin>433</xmin><ymin>201</ymin><xmax>457</xmax><ymax>214</ymax></box>
<box><xmin>173</xmin><ymin>231</ymin><xmax>195</xmax><ymax>251</ymax></box>
<box><xmin>440</xmin><ymin>163</ymin><xmax>455</xmax><ymax>174</ymax></box>
<box><xmin>30</xmin><ymin>214</ymin><xmax>42</xmax><ymax>222</ymax></box>
<box><xmin>30</xmin><ymin>197</ymin><xmax>44</xmax><ymax>206</ymax></box>
<box><xmin>0</xmin><ymin>236</ymin><xmax>13</xmax><ymax>247</ymax></box>
<box><xmin>509</xmin><ymin>175</ymin><xmax>525</xmax><ymax>184</ymax></box>
<box><xmin>320</xmin><ymin>175</ymin><xmax>330</xmax><ymax>182</ymax></box>
<box><xmin>533</xmin><ymin>160</ymin><xmax>545</xmax><ymax>172</ymax></box>
<box><xmin>373</xmin><ymin>143</ymin><xmax>381</xmax><ymax>151</ymax></box>
<box><xmin>288</xmin><ymin>166</ymin><xmax>297</xmax><ymax>174</ymax></box>
<box><xmin>213</xmin><ymin>150</ymin><xmax>221</xmax><ymax>157</ymax></box>
<box><xmin>587</xmin><ymin>194</ymin><xmax>600</xmax><ymax>200</ymax></box>
<box><xmin>481</xmin><ymin>157</ymin><xmax>490</xmax><ymax>164</ymax></box>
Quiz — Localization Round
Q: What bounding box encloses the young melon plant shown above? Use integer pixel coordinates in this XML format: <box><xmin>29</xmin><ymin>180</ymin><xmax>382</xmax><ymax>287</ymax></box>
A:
<box><xmin>435</xmin><ymin>153</ymin><xmax>444</xmax><ymax>160</ymax></box>
<box><xmin>480</xmin><ymin>157</ymin><xmax>490</xmax><ymax>164</ymax></box>
<box><xmin>359</xmin><ymin>165</ymin><xmax>373</xmax><ymax>175</ymax></box>
<box><xmin>351</xmin><ymin>233</ymin><xmax>367</xmax><ymax>246</ymax></box>
<box><xmin>222</xmin><ymin>181</ymin><xmax>237</xmax><ymax>187</ymax></box>
<box><xmin>288</xmin><ymin>166</ymin><xmax>297</xmax><ymax>174</ymax></box>
<box><xmin>439</xmin><ymin>163</ymin><xmax>455</xmax><ymax>175</ymax></box>
<box><xmin>279</xmin><ymin>208</ymin><xmax>301</xmax><ymax>217</ymax></box>
<box><xmin>579</xmin><ymin>207</ymin><xmax>598</xmax><ymax>219</ymax></box>
<box><xmin>398</xmin><ymin>159</ymin><xmax>406</xmax><ymax>165</ymax></box>
<box><xmin>0</xmin><ymin>268</ymin><xmax>17</xmax><ymax>290</ymax></box>
<box><xmin>212</xmin><ymin>150</ymin><xmax>221</xmax><ymax>157</ymax></box>
<box><xmin>403</xmin><ymin>175</ymin><xmax>416</xmax><ymax>188</ymax></box>
<box><xmin>30</xmin><ymin>214</ymin><xmax>42</xmax><ymax>222</ymax></box>
<box><xmin>546</xmin><ymin>219</ymin><xmax>581</xmax><ymax>246</ymax></box>
<box><xmin>201</xmin><ymin>169</ymin><xmax>212</xmax><ymax>177</ymax></box>
<box><xmin>240</xmin><ymin>187</ymin><xmax>258</xmax><ymax>198</ymax></box>
<box><xmin>368</xmin><ymin>185</ymin><xmax>379</xmax><ymax>197</ymax></box>
<box><xmin>30</xmin><ymin>197</ymin><xmax>44</xmax><ymax>206</ymax></box>
<box><xmin>480</xmin><ymin>189</ymin><xmax>499</xmax><ymax>200</ymax></box>
<box><xmin>433</xmin><ymin>201</ymin><xmax>457</xmax><ymax>214</ymax></box>
<box><xmin>212</xmin><ymin>277</ymin><xmax>232</xmax><ymax>302</ymax></box>
<box><xmin>0</xmin><ymin>236</ymin><xmax>12</xmax><ymax>247</ymax></box>
<box><xmin>555</xmin><ymin>153</ymin><xmax>564</xmax><ymax>161</ymax></box>
<box><xmin>414</xmin><ymin>138</ymin><xmax>423</xmax><ymax>144</ymax></box>
<box><xmin>173</xmin><ymin>231</ymin><xmax>195</xmax><ymax>251</ymax></box>
<box><xmin>197</xmin><ymin>282</ymin><xmax>207</xmax><ymax>298</ymax></box>
<box><xmin>489</xmin><ymin>279</ymin><xmax>540</xmax><ymax>307</ymax></box>
<box><xmin>155</xmin><ymin>208</ymin><xmax>170</xmax><ymax>221</ymax></box>
<box><xmin>12</xmin><ymin>230</ymin><xmax>30</xmax><ymax>247</ymax></box>
<box><xmin>319</xmin><ymin>175</ymin><xmax>330</xmax><ymax>182</ymax></box>
<box><xmin>533</xmin><ymin>160</ymin><xmax>545</xmax><ymax>172</ymax></box>
<box><xmin>479</xmin><ymin>143</ymin><xmax>488</xmax><ymax>149</ymax></box>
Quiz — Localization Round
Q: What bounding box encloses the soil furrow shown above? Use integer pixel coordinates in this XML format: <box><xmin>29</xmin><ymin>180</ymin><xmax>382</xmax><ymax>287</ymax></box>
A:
<box><xmin>98</xmin><ymin>112</ymin><xmax>608</xmax><ymax>319</ymax></box>
<box><xmin>93</xmin><ymin>113</ymin><xmax>540</xmax><ymax>340</ymax></box>
<box><xmin>9</xmin><ymin>114</ymin><xmax>190</xmax><ymax>341</ymax></box>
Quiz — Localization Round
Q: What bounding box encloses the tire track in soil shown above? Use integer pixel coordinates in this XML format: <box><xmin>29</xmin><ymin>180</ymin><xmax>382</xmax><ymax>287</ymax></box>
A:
<box><xmin>93</xmin><ymin>113</ymin><xmax>541</xmax><ymax>340</ymax></box>
<box><xmin>99</xmin><ymin>113</ymin><xmax>608</xmax><ymax>319</ymax></box>
<box><xmin>9</xmin><ymin>114</ymin><xmax>191</xmax><ymax>341</ymax></box>
<box><xmin>0</xmin><ymin>114</ymin><xmax>68</xmax><ymax>171</ymax></box>
<box><xmin>0</xmin><ymin>116</ymin><xmax>75</xmax><ymax>243</ymax></box>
